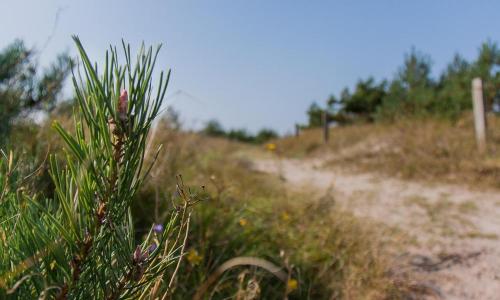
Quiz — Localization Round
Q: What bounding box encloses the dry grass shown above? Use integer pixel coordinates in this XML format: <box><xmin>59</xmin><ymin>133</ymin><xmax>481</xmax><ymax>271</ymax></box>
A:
<box><xmin>276</xmin><ymin>113</ymin><xmax>500</xmax><ymax>189</ymax></box>
<box><xmin>135</xmin><ymin>123</ymin><xmax>407</xmax><ymax>299</ymax></box>
<box><xmin>14</xmin><ymin>117</ymin><xmax>412</xmax><ymax>298</ymax></box>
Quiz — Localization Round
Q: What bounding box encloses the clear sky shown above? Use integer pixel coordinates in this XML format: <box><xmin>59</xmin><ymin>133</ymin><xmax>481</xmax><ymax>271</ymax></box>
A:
<box><xmin>1</xmin><ymin>1</ymin><xmax>500</xmax><ymax>134</ymax></box>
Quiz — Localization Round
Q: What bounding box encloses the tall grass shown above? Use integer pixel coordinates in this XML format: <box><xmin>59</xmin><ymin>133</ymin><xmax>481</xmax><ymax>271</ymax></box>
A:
<box><xmin>136</xmin><ymin>124</ymin><xmax>404</xmax><ymax>299</ymax></box>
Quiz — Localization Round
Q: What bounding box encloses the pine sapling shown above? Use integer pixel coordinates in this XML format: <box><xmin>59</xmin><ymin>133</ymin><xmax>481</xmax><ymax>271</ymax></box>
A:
<box><xmin>0</xmin><ymin>37</ymin><xmax>194</xmax><ymax>299</ymax></box>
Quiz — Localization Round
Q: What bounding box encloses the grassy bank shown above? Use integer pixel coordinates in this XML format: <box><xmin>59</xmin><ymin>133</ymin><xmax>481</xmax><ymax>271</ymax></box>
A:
<box><xmin>276</xmin><ymin>114</ymin><xmax>500</xmax><ymax>189</ymax></box>
<box><xmin>133</xmin><ymin>122</ymin><xmax>404</xmax><ymax>299</ymax></box>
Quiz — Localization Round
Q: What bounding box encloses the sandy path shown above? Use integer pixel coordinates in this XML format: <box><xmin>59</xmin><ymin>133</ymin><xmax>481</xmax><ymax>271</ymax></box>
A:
<box><xmin>252</xmin><ymin>156</ymin><xmax>500</xmax><ymax>300</ymax></box>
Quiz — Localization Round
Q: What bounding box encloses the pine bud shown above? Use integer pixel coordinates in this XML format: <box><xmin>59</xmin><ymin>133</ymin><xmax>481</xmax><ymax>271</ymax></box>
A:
<box><xmin>133</xmin><ymin>246</ymin><xmax>148</xmax><ymax>264</ymax></box>
<box><xmin>119</xmin><ymin>90</ymin><xmax>128</xmax><ymax>121</ymax></box>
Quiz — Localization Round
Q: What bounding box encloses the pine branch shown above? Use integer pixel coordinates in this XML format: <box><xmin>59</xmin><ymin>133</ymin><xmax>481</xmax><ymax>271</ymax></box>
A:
<box><xmin>1</xmin><ymin>37</ymin><xmax>194</xmax><ymax>299</ymax></box>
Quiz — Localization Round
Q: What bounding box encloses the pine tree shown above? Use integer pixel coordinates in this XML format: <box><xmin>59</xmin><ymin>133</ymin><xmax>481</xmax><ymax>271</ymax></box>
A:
<box><xmin>0</xmin><ymin>37</ymin><xmax>193</xmax><ymax>299</ymax></box>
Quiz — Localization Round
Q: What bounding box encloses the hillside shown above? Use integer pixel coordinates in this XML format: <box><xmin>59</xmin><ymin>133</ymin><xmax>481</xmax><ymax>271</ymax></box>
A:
<box><xmin>249</xmin><ymin>116</ymin><xmax>500</xmax><ymax>299</ymax></box>
<box><xmin>274</xmin><ymin>115</ymin><xmax>500</xmax><ymax>189</ymax></box>
<box><xmin>252</xmin><ymin>154</ymin><xmax>500</xmax><ymax>299</ymax></box>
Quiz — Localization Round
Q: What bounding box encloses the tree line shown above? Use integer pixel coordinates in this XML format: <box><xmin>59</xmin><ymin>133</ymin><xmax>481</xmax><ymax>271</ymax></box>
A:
<box><xmin>202</xmin><ymin>119</ymin><xmax>278</xmax><ymax>144</ymax></box>
<box><xmin>305</xmin><ymin>41</ymin><xmax>500</xmax><ymax>127</ymax></box>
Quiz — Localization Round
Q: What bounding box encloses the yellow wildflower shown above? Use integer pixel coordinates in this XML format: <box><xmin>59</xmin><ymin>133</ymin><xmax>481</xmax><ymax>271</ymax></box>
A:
<box><xmin>287</xmin><ymin>279</ymin><xmax>298</xmax><ymax>292</ymax></box>
<box><xmin>239</xmin><ymin>218</ymin><xmax>248</xmax><ymax>227</ymax></box>
<box><xmin>50</xmin><ymin>260</ymin><xmax>57</xmax><ymax>270</ymax></box>
<box><xmin>186</xmin><ymin>249</ymin><xmax>202</xmax><ymax>266</ymax></box>
<box><xmin>265</xmin><ymin>143</ymin><xmax>276</xmax><ymax>152</ymax></box>
<box><xmin>281</xmin><ymin>212</ymin><xmax>290</xmax><ymax>222</ymax></box>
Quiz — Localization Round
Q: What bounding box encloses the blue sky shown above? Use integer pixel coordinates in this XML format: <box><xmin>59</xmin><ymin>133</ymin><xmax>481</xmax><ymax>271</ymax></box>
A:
<box><xmin>1</xmin><ymin>1</ymin><xmax>500</xmax><ymax>134</ymax></box>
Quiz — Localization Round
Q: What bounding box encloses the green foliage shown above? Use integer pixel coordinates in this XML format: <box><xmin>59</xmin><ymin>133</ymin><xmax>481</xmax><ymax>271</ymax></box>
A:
<box><xmin>254</xmin><ymin>128</ymin><xmax>278</xmax><ymax>144</ymax></box>
<box><xmin>398</xmin><ymin>47</ymin><xmax>433</xmax><ymax>90</ymax></box>
<box><xmin>474</xmin><ymin>40</ymin><xmax>500</xmax><ymax>109</ymax></box>
<box><xmin>318</xmin><ymin>40</ymin><xmax>500</xmax><ymax>124</ymax></box>
<box><xmin>306</xmin><ymin>102</ymin><xmax>323</xmax><ymax>128</ymax></box>
<box><xmin>226</xmin><ymin>129</ymin><xmax>255</xmax><ymax>143</ymax></box>
<box><xmin>376</xmin><ymin>48</ymin><xmax>436</xmax><ymax>120</ymax></box>
<box><xmin>0</xmin><ymin>40</ymin><xmax>71</xmax><ymax>144</ymax></box>
<box><xmin>435</xmin><ymin>54</ymin><xmax>473</xmax><ymax>119</ymax></box>
<box><xmin>202</xmin><ymin>119</ymin><xmax>278</xmax><ymax>144</ymax></box>
<box><xmin>0</xmin><ymin>37</ymin><xmax>192</xmax><ymax>299</ymax></box>
<box><xmin>340</xmin><ymin>77</ymin><xmax>386</xmax><ymax>121</ymax></box>
<box><xmin>202</xmin><ymin>120</ymin><xmax>226</xmax><ymax>137</ymax></box>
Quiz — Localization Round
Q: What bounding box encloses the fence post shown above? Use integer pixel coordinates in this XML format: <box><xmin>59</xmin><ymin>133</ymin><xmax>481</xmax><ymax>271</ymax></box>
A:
<box><xmin>322</xmin><ymin>111</ymin><xmax>329</xmax><ymax>143</ymax></box>
<box><xmin>295</xmin><ymin>123</ymin><xmax>300</xmax><ymax>137</ymax></box>
<box><xmin>472</xmin><ymin>77</ymin><xmax>487</xmax><ymax>154</ymax></box>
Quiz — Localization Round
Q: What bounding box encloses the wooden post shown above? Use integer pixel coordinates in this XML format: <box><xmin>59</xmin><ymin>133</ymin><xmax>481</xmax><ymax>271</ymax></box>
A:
<box><xmin>472</xmin><ymin>78</ymin><xmax>487</xmax><ymax>154</ymax></box>
<box><xmin>295</xmin><ymin>123</ymin><xmax>300</xmax><ymax>137</ymax></box>
<box><xmin>322</xmin><ymin>111</ymin><xmax>329</xmax><ymax>143</ymax></box>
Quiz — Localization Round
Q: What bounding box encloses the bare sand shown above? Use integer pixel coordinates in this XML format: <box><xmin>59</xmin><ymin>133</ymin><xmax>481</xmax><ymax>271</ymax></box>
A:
<box><xmin>253</xmin><ymin>155</ymin><xmax>500</xmax><ymax>299</ymax></box>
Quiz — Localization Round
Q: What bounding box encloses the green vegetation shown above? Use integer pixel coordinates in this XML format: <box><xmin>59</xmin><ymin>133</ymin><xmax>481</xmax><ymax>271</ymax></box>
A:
<box><xmin>305</xmin><ymin>41</ymin><xmax>500</xmax><ymax>126</ymax></box>
<box><xmin>0</xmin><ymin>38</ymin><xmax>405</xmax><ymax>299</ymax></box>
<box><xmin>202</xmin><ymin>119</ymin><xmax>278</xmax><ymax>144</ymax></box>
<box><xmin>0</xmin><ymin>37</ymin><xmax>193</xmax><ymax>299</ymax></box>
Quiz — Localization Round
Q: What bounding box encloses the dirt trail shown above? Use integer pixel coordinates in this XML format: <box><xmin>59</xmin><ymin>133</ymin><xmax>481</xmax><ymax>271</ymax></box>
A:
<box><xmin>252</xmin><ymin>156</ymin><xmax>500</xmax><ymax>300</ymax></box>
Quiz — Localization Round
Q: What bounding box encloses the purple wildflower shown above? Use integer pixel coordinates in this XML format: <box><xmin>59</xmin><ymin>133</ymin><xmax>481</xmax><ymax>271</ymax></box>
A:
<box><xmin>153</xmin><ymin>223</ymin><xmax>163</xmax><ymax>233</ymax></box>
<box><xmin>148</xmin><ymin>242</ymin><xmax>157</xmax><ymax>254</ymax></box>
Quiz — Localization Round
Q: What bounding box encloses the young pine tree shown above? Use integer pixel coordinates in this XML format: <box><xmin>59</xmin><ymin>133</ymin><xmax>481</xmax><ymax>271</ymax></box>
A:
<box><xmin>0</xmin><ymin>37</ymin><xmax>194</xmax><ymax>299</ymax></box>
